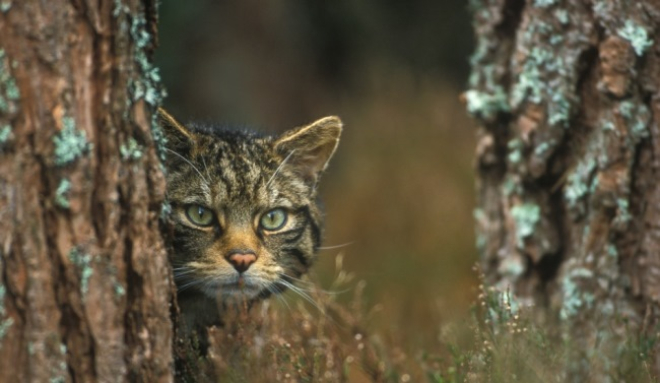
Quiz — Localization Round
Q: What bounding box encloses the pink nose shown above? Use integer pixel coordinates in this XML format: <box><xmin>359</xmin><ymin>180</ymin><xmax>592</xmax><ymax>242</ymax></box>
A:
<box><xmin>226</xmin><ymin>251</ymin><xmax>257</xmax><ymax>273</ymax></box>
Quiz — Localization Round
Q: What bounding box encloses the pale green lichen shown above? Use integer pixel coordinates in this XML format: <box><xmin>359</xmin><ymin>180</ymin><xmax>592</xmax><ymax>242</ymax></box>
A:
<box><xmin>0</xmin><ymin>2</ymin><xmax>11</xmax><ymax>13</ymax></box>
<box><xmin>0</xmin><ymin>48</ymin><xmax>20</xmax><ymax>114</ymax></box>
<box><xmin>512</xmin><ymin>45</ymin><xmax>572</xmax><ymax>128</ymax></box>
<box><xmin>502</xmin><ymin>175</ymin><xmax>521</xmax><ymax>196</ymax></box>
<box><xmin>0</xmin><ymin>317</ymin><xmax>12</xmax><ymax>340</ymax></box>
<box><xmin>0</xmin><ymin>124</ymin><xmax>10</xmax><ymax>146</ymax></box>
<box><xmin>124</xmin><ymin>12</ymin><xmax>167</xmax><ymax>162</ymax></box>
<box><xmin>534</xmin><ymin>141</ymin><xmax>551</xmax><ymax>156</ymax></box>
<box><xmin>464</xmin><ymin>88</ymin><xmax>510</xmax><ymax>119</ymax></box>
<box><xmin>0</xmin><ymin>284</ymin><xmax>5</xmax><ymax>316</ymax></box>
<box><xmin>466</xmin><ymin>8</ymin><xmax>513</xmax><ymax>123</ymax></box>
<box><xmin>120</xmin><ymin>137</ymin><xmax>143</xmax><ymax>161</ymax></box>
<box><xmin>619</xmin><ymin>100</ymin><xmax>634</xmax><ymax>119</ymax></box>
<box><xmin>549</xmin><ymin>35</ymin><xmax>564</xmax><ymax>46</ymax></box>
<box><xmin>507</xmin><ymin>138</ymin><xmax>524</xmax><ymax>164</ymax></box>
<box><xmin>0</xmin><ymin>285</ymin><xmax>11</xmax><ymax>341</ymax></box>
<box><xmin>499</xmin><ymin>255</ymin><xmax>525</xmax><ymax>278</ymax></box>
<box><xmin>564</xmin><ymin>156</ymin><xmax>597</xmax><ymax>212</ymax></box>
<box><xmin>534</xmin><ymin>0</ymin><xmax>556</xmax><ymax>8</ymax></box>
<box><xmin>613</xmin><ymin>198</ymin><xmax>632</xmax><ymax>226</ymax></box>
<box><xmin>468</xmin><ymin>40</ymin><xmax>491</xmax><ymax>85</ymax></box>
<box><xmin>53</xmin><ymin>116</ymin><xmax>91</xmax><ymax>166</ymax></box>
<box><xmin>473</xmin><ymin>208</ymin><xmax>487</xmax><ymax>251</ymax></box>
<box><xmin>592</xmin><ymin>0</ymin><xmax>610</xmax><ymax>18</ymax></box>
<box><xmin>619</xmin><ymin>101</ymin><xmax>650</xmax><ymax>145</ymax></box>
<box><xmin>618</xmin><ymin>20</ymin><xmax>653</xmax><ymax>56</ymax></box>
<box><xmin>114</xmin><ymin>282</ymin><xmax>126</xmax><ymax>297</ymax></box>
<box><xmin>602</xmin><ymin>120</ymin><xmax>616</xmax><ymax>132</ymax></box>
<box><xmin>68</xmin><ymin>247</ymin><xmax>93</xmax><ymax>295</ymax></box>
<box><xmin>607</xmin><ymin>244</ymin><xmax>618</xmax><ymax>258</ymax></box>
<box><xmin>160</xmin><ymin>199</ymin><xmax>172</xmax><ymax>221</ymax></box>
<box><xmin>112</xmin><ymin>0</ymin><xmax>128</xmax><ymax>17</ymax></box>
<box><xmin>511</xmin><ymin>49</ymin><xmax>546</xmax><ymax>106</ymax></box>
<box><xmin>561</xmin><ymin>267</ymin><xmax>595</xmax><ymax>320</ymax></box>
<box><xmin>49</xmin><ymin>343</ymin><xmax>68</xmax><ymax>383</ymax></box>
<box><xmin>554</xmin><ymin>9</ymin><xmax>569</xmax><ymax>25</ymax></box>
<box><xmin>129</xmin><ymin>14</ymin><xmax>166</xmax><ymax>106</ymax></box>
<box><xmin>548</xmin><ymin>92</ymin><xmax>571</xmax><ymax>126</ymax></box>
<box><xmin>510</xmin><ymin>18</ymin><xmax>575</xmax><ymax>128</ymax></box>
<box><xmin>629</xmin><ymin>109</ymin><xmax>650</xmax><ymax>143</ymax></box>
<box><xmin>54</xmin><ymin>178</ymin><xmax>71</xmax><ymax>209</ymax></box>
<box><xmin>467</xmin><ymin>0</ymin><xmax>484</xmax><ymax>11</ymax></box>
<box><xmin>511</xmin><ymin>203</ymin><xmax>541</xmax><ymax>246</ymax></box>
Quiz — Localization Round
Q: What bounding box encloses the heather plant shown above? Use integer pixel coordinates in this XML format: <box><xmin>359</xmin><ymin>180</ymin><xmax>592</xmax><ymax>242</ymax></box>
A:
<box><xmin>175</xmin><ymin>261</ymin><xmax>659</xmax><ymax>383</ymax></box>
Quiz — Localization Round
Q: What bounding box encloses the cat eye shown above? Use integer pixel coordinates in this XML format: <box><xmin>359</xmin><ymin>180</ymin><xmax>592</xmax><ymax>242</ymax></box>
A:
<box><xmin>260</xmin><ymin>208</ymin><xmax>288</xmax><ymax>231</ymax></box>
<box><xmin>185</xmin><ymin>205</ymin><xmax>215</xmax><ymax>227</ymax></box>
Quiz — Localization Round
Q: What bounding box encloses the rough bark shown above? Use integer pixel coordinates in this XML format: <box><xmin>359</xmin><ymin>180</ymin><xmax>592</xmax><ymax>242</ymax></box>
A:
<box><xmin>468</xmin><ymin>0</ymin><xmax>660</xmax><ymax>379</ymax></box>
<box><xmin>0</xmin><ymin>1</ymin><xmax>172</xmax><ymax>382</ymax></box>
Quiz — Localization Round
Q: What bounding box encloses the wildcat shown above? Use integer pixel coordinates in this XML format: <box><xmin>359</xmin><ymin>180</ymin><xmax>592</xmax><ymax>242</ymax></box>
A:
<box><xmin>158</xmin><ymin>109</ymin><xmax>342</xmax><ymax>336</ymax></box>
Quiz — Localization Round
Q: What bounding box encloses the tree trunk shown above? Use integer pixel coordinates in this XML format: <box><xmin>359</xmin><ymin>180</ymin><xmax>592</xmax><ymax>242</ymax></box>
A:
<box><xmin>0</xmin><ymin>1</ymin><xmax>172</xmax><ymax>382</ymax></box>
<box><xmin>468</xmin><ymin>0</ymin><xmax>660</xmax><ymax>379</ymax></box>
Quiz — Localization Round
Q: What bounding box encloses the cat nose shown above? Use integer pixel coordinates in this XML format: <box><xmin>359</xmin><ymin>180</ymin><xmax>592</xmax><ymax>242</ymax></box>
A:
<box><xmin>225</xmin><ymin>250</ymin><xmax>258</xmax><ymax>273</ymax></box>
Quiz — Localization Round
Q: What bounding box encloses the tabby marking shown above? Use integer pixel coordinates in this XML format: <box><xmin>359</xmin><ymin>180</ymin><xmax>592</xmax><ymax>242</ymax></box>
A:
<box><xmin>159</xmin><ymin>109</ymin><xmax>342</xmax><ymax>333</ymax></box>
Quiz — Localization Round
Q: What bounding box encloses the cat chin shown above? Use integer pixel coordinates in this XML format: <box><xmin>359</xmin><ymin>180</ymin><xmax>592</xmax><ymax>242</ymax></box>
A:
<box><xmin>199</xmin><ymin>275</ymin><xmax>272</xmax><ymax>302</ymax></box>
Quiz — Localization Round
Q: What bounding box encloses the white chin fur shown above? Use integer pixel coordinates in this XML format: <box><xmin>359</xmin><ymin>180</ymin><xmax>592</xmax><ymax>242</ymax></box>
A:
<box><xmin>201</xmin><ymin>275</ymin><xmax>266</xmax><ymax>301</ymax></box>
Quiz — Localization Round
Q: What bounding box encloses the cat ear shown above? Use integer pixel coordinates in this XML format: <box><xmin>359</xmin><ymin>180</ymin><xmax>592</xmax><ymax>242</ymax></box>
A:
<box><xmin>157</xmin><ymin>108</ymin><xmax>196</xmax><ymax>149</ymax></box>
<box><xmin>274</xmin><ymin>116</ymin><xmax>342</xmax><ymax>184</ymax></box>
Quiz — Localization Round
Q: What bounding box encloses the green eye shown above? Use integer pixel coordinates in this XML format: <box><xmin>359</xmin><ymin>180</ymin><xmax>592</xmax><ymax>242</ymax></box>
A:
<box><xmin>185</xmin><ymin>205</ymin><xmax>215</xmax><ymax>227</ymax></box>
<box><xmin>260</xmin><ymin>208</ymin><xmax>287</xmax><ymax>231</ymax></box>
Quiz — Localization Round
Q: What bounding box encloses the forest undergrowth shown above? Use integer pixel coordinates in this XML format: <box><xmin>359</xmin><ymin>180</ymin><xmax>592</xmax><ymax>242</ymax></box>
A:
<box><xmin>174</xmin><ymin>257</ymin><xmax>658</xmax><ymax>383</ymax></box>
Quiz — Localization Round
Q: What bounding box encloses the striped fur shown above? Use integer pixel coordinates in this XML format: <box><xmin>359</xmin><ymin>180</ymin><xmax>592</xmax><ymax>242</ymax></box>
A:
<box><xmin>159</xmin><ymin>109</ymin><xmax>341</xmax><ymax>333</ymax></box>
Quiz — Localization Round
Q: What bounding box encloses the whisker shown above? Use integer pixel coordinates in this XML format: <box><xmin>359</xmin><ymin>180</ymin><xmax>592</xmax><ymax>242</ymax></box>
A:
<box><xmin>317</xmin><ymin>242</ymin><xmax>355</xmax><ymax>250</ymax></box>
<box><xmin>277</xmin><ymin>279</ymin><xmax>325</xmax><ymax>314</ymax></box>
<box><xmin>267</xmin><ymin>284</ymin><xmax>292</xmax><ymax>313</ymax></box>
<box><xmin>172</xmin><ymin>266</ymin><xmax>196</xmax><ymax>274</ymax></box>
<box><xmin>266</xmin><ymin>149</ymin><xmax>296</xmax><ymax>189</ymax></box>
<box><xmin>201</xmin><ymin>156</ymin><xmax>212</xmax><ymax>183</ymax></box>
<box><xmin>283</xmin><ymin>275</ymin><xmax>349</xmax><ymax>296</ymax></box>
<box><xmin>279</xmin><ymin>274</ymin><xmax>313</xmax><ymax>285</ymax></box>
<box><xmin>176</xmin><ymin>277</ymin><xmax>210</xmax><ymax>293</ymax></box>
<box><xmin>164</xmin><ymin>147</ymin><xmax>210</xmax><ymax>185</ymax></box>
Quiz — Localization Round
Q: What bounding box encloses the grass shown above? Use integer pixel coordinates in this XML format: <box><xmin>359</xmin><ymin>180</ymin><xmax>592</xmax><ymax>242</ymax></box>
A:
<box><xmin>174</xmin><ymin>261</ymin><xmax>658</xmax><ymax>383</ymax></box>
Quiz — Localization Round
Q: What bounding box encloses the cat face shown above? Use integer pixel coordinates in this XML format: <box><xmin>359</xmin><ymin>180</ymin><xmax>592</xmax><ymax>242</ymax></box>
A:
<box><xmin>159</xmin><ymin>109</ymin><xmax>341</xmax><ymax>304</ymax></box>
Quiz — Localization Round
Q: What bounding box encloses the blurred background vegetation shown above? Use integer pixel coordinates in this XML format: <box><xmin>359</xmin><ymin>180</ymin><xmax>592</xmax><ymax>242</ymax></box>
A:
<box><xmin>157</xmin><ymin>0</ymin><xmax>476</xmax><ymax>354</ymax></box>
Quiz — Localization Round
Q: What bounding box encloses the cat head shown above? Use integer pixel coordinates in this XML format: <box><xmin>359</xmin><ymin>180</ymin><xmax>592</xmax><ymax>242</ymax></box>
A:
<box><xmin>159</xmin><ymin>109</ymin><xmax>341</xmax><ymax>303</ymax></box>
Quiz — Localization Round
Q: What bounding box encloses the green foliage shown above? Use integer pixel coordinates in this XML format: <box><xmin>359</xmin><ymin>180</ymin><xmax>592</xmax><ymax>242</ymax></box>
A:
<box><xmin>174</xmin><ymin>261</ymin><xmax>659</xmax><ymax>382</ymax></box>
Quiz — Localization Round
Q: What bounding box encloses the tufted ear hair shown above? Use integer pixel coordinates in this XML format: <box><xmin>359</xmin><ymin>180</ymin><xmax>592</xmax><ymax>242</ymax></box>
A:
<box><xmin>274</xmin><ymin>116</ymin><xmax>342</xmax><ymax>185</ymax></box>
<box><xmin>157</xmin><ymin>108</ymin><xmax>196</xmax><ymax>151</ymax></box>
